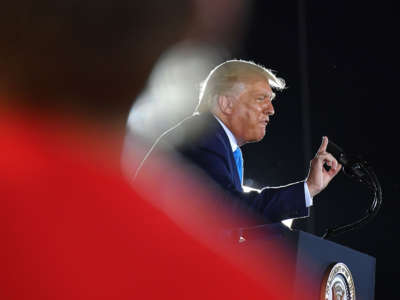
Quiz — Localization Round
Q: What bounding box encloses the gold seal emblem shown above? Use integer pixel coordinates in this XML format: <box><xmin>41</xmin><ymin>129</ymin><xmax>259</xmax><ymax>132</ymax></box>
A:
<box><xmin>321</xmin><ymin>262</ymin><xmax>356</xmax><ymax>300</ymax></box>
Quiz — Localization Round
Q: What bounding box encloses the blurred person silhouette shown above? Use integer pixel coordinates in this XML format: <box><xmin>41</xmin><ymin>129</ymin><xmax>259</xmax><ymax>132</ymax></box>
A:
<box><xmin>0</xmin><ymin>1</ymin><xmax>311</xmax><ymax>299</ymax></box>
<box><xmin>122</xmin><ymin>0</ymin><xmax>253</xmax><ymax>176</ymax></box>
<box><xmin>135</xmin><ymin>60</ymin><xmax>342</xmax><ymax>225</ymax></box>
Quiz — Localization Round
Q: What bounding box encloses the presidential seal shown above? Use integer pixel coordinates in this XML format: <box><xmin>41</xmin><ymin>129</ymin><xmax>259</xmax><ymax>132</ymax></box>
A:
<box><xmin>321</xmin><ymin>262</ymin><xmax>356</xmax><ymax>300</ymax></box>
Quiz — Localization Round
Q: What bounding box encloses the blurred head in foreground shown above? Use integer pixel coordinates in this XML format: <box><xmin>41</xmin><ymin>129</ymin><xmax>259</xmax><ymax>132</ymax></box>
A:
<box><xmin>0</xmin><ymin>0</ymin><xmax>191</xmax><ymax>121</ymax></box>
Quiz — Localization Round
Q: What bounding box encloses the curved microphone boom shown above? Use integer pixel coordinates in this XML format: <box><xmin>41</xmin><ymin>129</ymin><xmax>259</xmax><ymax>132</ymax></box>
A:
<box><xmin>322</xmin><ymin>140</ymin><xmax>383</xmax><ymax>239</ymax></box>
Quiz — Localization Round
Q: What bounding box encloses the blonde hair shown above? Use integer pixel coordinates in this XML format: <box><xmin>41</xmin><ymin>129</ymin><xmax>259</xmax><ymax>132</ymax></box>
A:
<box><xmin>195</xmin><ymin>59</ymin><xmax>285</xmax><ymax>113</ymax></box>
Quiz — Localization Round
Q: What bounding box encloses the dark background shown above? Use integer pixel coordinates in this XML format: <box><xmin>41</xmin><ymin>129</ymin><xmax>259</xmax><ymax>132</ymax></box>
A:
<box><xmin>238</xmin><ymin>1</ymin><xmax>398</xmax><ymax>298</ymax></box>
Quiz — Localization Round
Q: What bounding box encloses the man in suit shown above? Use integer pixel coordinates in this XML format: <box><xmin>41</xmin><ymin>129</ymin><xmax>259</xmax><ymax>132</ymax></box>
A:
<box><xmin>136</xmin><ymin>59</ymin><xmax>341</xmax><ymax>225</ymax></box>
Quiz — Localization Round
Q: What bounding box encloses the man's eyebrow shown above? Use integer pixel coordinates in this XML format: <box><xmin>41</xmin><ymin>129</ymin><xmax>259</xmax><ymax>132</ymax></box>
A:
<box><xmin>256</xmin><ymin>92</ymin><xmax>276</xmax><ymax>100</ymax></box>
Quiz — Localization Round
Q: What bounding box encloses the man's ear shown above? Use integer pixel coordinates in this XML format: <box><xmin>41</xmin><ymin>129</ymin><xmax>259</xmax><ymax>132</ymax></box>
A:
<box><xmin>218</xmin><ymin>95</ymin><xmax>234</xmax><ymax>115</ymax></box>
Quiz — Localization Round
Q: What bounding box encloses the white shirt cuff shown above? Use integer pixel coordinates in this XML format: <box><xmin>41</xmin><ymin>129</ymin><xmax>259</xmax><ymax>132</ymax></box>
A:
<box><xmin>304</xmin><ymin>182</ymin><xmax>313</xmax><ymax>207</ymax></box>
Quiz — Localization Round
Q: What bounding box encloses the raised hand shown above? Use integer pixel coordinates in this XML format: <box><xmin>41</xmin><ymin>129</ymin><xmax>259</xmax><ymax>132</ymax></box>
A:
<box><xmin>306</xmin><ymin>136</ymin><xmax>342</xmax><ymax>197</ymax></box>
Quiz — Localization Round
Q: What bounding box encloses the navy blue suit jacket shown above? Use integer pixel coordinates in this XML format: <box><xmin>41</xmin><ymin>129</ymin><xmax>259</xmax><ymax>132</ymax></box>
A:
<box><xmin>138</xmin><ymin>112</ymin><xmax>308</xmax><ymax>224</ymax></box>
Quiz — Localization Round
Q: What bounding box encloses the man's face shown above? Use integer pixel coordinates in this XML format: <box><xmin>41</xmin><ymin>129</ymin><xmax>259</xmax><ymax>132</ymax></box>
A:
<box><xmin>229</xmin><ymin>78</ymin><xmax>275</xmax><ymax>145</ymax></box>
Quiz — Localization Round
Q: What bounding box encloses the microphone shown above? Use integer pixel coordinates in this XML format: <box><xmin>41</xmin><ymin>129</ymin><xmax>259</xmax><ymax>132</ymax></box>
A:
<box><xmin>325</xmin><ymin>140</ymin><xmax>366</xmax><ymax>180</ymax></box>
<box><xmin>326</xmin><ymin>140</ymin><xmax>348</xmax><ymax>166</ymax></box>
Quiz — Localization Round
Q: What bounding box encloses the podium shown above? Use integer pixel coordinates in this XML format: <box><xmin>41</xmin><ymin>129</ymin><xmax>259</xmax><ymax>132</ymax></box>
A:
<box><xmin>236</xmin><ymin>224</ymin><xmax>376</xmax><ymax>300</ymax></box>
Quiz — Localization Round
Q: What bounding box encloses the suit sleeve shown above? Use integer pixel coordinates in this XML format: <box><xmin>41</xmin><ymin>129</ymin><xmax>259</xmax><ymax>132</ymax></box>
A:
<box><xmin>180</xmin><ymin>143</ymin><xmax>309</xmax><ymax>224</ymax></box>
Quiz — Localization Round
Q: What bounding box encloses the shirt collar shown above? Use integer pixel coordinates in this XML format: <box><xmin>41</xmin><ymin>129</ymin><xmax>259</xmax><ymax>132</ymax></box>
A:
<box><xmin>213</xmin><ymin>115</ymin><xmax>238</xmax><ymax>152</ymax></box>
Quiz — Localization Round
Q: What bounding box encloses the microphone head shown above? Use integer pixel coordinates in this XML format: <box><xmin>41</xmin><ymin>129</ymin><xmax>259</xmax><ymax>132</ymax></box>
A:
<box><xmin>326</xmin><ymin>140</ymin><xmax>349</xmax><ymax>166</ymax></box>
<box><xmin>326</xmin><ymin>139</ymin><xmax>372</xmax><ymax>184</ymax></box>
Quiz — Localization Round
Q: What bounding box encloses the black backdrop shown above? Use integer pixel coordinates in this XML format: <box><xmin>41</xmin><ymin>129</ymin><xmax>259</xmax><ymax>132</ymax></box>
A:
<box><xmin>238</xmin><ymin>1</ymin><xmax>399</xmax><ymax>298</ymax></box>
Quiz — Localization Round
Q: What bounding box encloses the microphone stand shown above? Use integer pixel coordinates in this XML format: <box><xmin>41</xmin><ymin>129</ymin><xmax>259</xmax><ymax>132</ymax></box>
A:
<box><xmin>321</xmin><ymin>143</ymin><xmax>383</xmax><ymax>239</ymax></box>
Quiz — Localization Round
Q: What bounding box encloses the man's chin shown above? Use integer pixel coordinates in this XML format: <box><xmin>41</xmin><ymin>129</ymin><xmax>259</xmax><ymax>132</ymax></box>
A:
<box><xmin>246</xmin><ymin>134</ymin><xmax>265</xmax><ymax>144</ymax></box>
<box><xmin>257</xmin><ymin>130</ymin><xmax>266</xmax><ymax>141</ymax></box>
<box><xmin>256</xmin><ymin>135</ymin><xmax>265</xmax><ymax>142</ymax></box>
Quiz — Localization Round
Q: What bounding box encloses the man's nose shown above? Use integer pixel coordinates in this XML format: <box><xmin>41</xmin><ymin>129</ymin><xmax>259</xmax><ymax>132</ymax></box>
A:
<box><xmin>264</xmin><ymin>100</ymin><xmax>274</xmax><ymax>116</ymax></box>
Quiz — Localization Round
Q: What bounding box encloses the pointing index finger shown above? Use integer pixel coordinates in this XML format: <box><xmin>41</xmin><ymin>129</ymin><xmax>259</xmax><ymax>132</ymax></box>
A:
<box><xmin>318</xmin><ymin>136</ymin><xmax>328</xmax><ymax>153</ymax></box>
